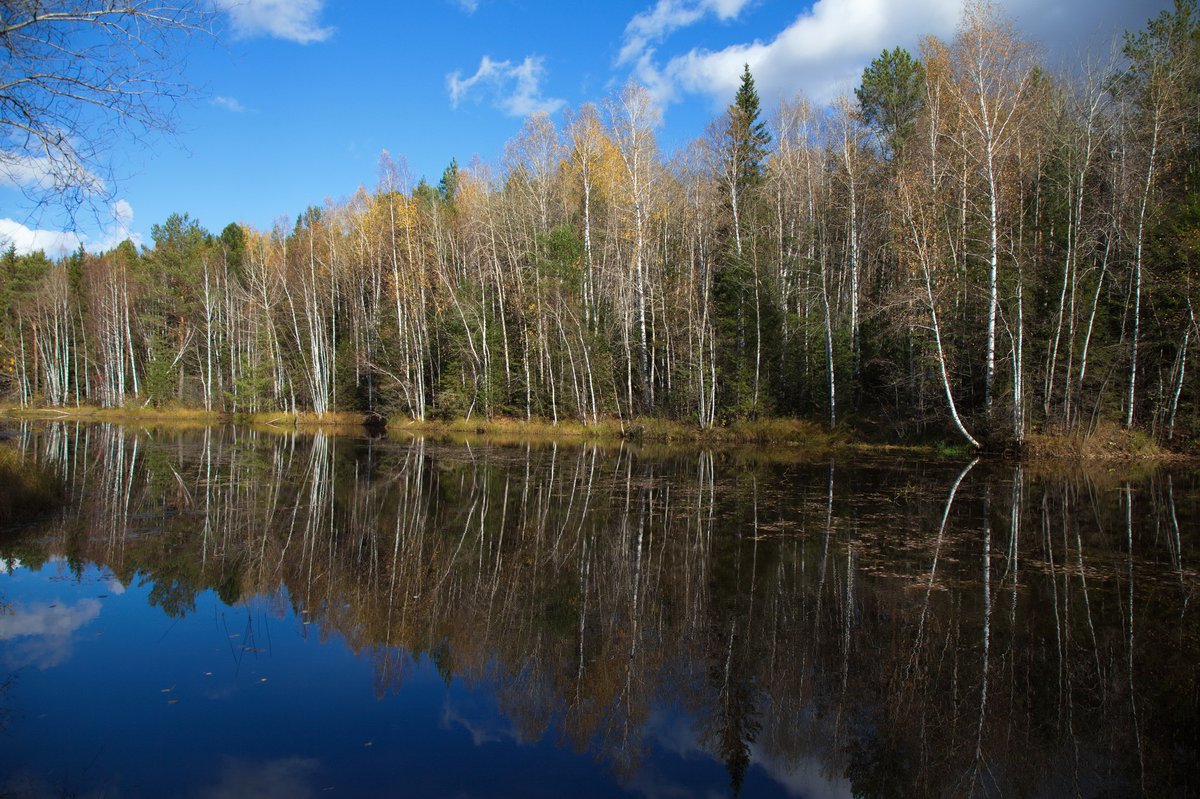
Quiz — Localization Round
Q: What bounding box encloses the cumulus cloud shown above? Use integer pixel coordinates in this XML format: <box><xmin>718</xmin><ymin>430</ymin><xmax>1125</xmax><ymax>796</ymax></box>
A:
<box><xmin>0</xmin><ymin>200</ymin><xmax>143</xmax><ymax>257</ymax></box>
<box><xmin>447</xmin><ymin>55</ymin><xmax>565</xmax><ymax>117</ymax></box>
<box><xmin>0</xmin><ymin>219</ymin><xmax>83</xmax><ymax>256</ymax></box>
<box><xmin>214</xmin><ymin>0</ymin><xmax>333</xmax><ymax>44</ymax></box>
<box><xmin>646</xmin><ymin>0</ymin><xmax>960</xmax><ymax>109</ymax></box>
<box><xmin>631</xmin><ymin>0</ymin><xmax>1173</xmax><ymax>112</ymax></box>
<box><xmin>619</xmin><ymin>0</ymin><xmax>754</xmax><ymax>65</ymax></box>
<box><xmin>212</xmin><ymin>95</ymin><xmax>248</xmax><ymax>113</ymax></box>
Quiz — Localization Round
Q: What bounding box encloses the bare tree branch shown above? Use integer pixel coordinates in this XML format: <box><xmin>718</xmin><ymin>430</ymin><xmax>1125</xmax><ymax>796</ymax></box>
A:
<box><xmin>0</xmin><ymin>1</ymin><xmax>216</xmax><ymax>224</ymax></box>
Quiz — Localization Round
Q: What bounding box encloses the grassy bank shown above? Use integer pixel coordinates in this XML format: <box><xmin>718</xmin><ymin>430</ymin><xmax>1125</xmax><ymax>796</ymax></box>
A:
<box><xmin>241</xmin><ymin>410</ymin><xmax>384</xmax><ymax>430</ymax></box>
<box><xmin>1021</xmin><ymin>422</ymin><xmax>1180</xmax><ymax>461</ymax></box>
<box><xmin>0</xmin><ymin>403</ymin><xmax>221</xmax><ymax>425</ymax></box>
<box><xmin>3</xmin><ymin>404</ymin><xmax>1195</xmax><ymax>462</ymax></box>
<box><xmin>0</xmin><ymin>404</ymin><xmax>377</xmax><ymax>431</ymax></box>
<box><xmin>387</xmin><ymin>415</ymin><xmax>867</xmax><ymax>455</ymax></box>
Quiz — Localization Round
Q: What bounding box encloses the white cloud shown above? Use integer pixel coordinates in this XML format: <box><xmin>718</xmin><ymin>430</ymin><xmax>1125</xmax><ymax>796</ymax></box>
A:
<box><xmin>92</xmin><ymin>199</ymin><xmax>143</xmax><ymax>252</ymax></box>
<box><xmin>0</xmin><ymin>200</ymin><xmax>143</xmax><ymax>257</ymax></box>
<box><xmin>0</xmin><ymin>151</ymin><xmax>105</xmax><ymax>196</ymax></box>
<box><xmin>112</xmin><ymin>198</ymin><xmax>134</xmax><ymax>228</ymax></box>
<box><xmin>212</xmin><ymin>95</ymin><xmax>248</xmax><ymax>113</ymax></box>
<box><xmin>447</xmin><ymin>55</ymin><xmax>566</xmax><ymax>117</ymax></box>
<box><xmin>619</xmin><ymin>0</ymin><xmax>754</xmax><ymax>65</ymax></box>
<box><xmin>0</xmin><ymin>219</ymin><xmax>84</xmax><ymax>256</ymax></box>
<box><xmin>214</xmin><ymin>0</ymin><xmax>333</xmax><ymax>44</ymax></box>
<box><xmin>634</xmin><ymin>0</ymin><xmax>1174</xmax><ymax>113</ymax></box>
<box><xmin>650</xmin><ymin>0</ymin><xmax>961</xmax><ymax>109</ymax></box>
<box><xmin>453</xmin><ymin>0</ymin><xmax>479</xmax><ymax>13</ymax></box>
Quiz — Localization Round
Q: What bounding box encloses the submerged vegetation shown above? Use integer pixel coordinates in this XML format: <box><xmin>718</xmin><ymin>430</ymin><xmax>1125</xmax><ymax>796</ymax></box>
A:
<box><xmin>2</xmin><ymin>3</ymin><xmax>1199</xmax><ymax>454</ymax></box>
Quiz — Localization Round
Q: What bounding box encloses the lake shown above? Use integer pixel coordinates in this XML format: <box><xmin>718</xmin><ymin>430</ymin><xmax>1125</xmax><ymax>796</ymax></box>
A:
<box><xmin>0</xmin><ymin>422</ymin><xmax>1196</xmax><ymax>797</ymax></box>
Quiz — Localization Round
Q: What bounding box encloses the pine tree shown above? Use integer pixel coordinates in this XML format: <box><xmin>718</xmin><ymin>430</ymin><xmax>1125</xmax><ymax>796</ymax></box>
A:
<box><xmin>855</xmin><ymin>47</ymin><xmax>926</xmax><ymax>162</ymax></box>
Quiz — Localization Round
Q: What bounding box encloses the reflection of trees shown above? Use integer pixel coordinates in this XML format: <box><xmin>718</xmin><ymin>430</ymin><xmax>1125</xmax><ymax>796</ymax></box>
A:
<box><xmin>4</xmin><ymin>422</ymin><xmax>1199</xmax><ymax>796</ymax></box>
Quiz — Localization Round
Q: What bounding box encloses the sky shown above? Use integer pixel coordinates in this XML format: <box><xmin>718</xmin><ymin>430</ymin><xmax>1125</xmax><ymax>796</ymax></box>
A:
<box><xmin>0</xmin><ymin>0</ymin><xmax>1173</xmax><ymax>257</ymax></box>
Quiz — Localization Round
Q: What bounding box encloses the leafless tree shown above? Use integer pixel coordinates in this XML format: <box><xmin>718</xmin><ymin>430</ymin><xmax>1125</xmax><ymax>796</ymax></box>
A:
<box><xmin>0</xmin><ymin>1</ymin><xmax>214</xmax><ymax>219</ymax></box>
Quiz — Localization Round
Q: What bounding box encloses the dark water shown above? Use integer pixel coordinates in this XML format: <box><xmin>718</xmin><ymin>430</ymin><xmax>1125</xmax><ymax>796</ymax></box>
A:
<box><xmin>0</xmin><ymin>423</ymin><xmax>1196</xmax><ymax>798</ymax></box>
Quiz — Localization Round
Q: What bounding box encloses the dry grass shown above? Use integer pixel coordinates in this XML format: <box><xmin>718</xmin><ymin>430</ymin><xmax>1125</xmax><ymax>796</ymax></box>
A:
<box><xmin>1</xmin><ymin>403</ymin><xmax>220</xmax><ymax>424</ymax></box>
<box><xmin>388</xmin><ymin>415</ymin><xmax>855</xmax><ymax>453</ymax></box>
<box><xmin>0</xmin><ymin>405</ymin><xmax>383</xmax><ymax>433</ymax></box>
<box><xmin>1023</xmin><ymin>421</ymin><xmax>1166</xmax><ymax>461</ymax></box>
<box><xmin>243</xmin><ymin>411</ymin><xmax>382</xmax><ymax>430</ymax></box>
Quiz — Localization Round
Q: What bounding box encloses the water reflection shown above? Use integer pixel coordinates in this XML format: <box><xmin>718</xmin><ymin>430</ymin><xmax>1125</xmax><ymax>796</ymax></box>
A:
<box><xmin>0</xmin><ymin>594</ymin><xmax>101</xmax><ymax>670</ymax></box>
<box><xmin>1</xmin><ymin>422</ymin><xmax>1197</xmax><ymax>797</ymax></box>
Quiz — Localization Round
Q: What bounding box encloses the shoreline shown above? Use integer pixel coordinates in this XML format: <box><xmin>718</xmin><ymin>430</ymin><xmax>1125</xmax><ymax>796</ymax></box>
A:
<box><xmin>1</xmin><ymin>404</ymin><xmax>1193</xmax><ymax>462</ymax></box>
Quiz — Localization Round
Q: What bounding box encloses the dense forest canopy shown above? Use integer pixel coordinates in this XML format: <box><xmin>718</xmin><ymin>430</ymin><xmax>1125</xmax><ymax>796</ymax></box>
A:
<box><xmin>2</xmin><ymin>0</ymin><xmax>1198</xmax><ymax>448</ymax></box>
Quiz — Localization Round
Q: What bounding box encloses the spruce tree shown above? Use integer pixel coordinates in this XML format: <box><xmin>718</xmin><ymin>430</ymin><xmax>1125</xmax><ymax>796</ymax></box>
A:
<box><xmin>712</xmin><ymin>64</ymin><xmax>778</xmax><ymax>418</ymax></box>
<box><xmin>729</xmin><ymin>63</ymin><xmax>771</xmax><ymax>188</ymax></box>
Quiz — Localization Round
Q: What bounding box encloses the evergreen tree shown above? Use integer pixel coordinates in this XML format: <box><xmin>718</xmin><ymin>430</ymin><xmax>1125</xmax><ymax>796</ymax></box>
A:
<box><xmin>712</xmin><ymin>65</ymin><xmax>776</xmax><ymax>418</ymax></box>
<box><xmin>729</xmin><ymin>63</ymin><xmax>771</xmax><ymax>188</ymax></box>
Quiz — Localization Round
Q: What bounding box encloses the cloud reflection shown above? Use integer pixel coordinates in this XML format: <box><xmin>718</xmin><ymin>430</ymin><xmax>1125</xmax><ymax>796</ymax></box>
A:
<box><xmin>0</xmin><ymin>599</ymin><xmax>101</xmax><ymax>670</ymax></box>
<box><xmin>196</xmin><ymin>756</ymin><xmax>321</xmax><ymax>799</ymax></box>
<box><xmin>441</xmin><ymin>692</ymin><xmax>522</xmax><ymax>746</ymax></box>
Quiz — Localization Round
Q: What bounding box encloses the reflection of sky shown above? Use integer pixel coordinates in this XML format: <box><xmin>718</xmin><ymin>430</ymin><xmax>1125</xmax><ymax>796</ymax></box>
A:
<box><xmin>641</xmin><ymin>707</ymin><xmax>854</xmax><ymax>799</ymax></box>
<box><xmin>0</xmin><ymin>599</ymin><xmax>101</xmax><ymax>670</ymax></box>
<box><xmin>441</xmin><ymin>689</ymin><xmax>522</xmax><ymax>746</ymax></box>
<box><xmin>0</xmin><ymin>557</ymin><xmax>820</xmax><ymax>798</ymax></box>
<box><xmin>751</xmin><ymin>744</ymin><xmax>853</xmax><ymax>799</ymax></box>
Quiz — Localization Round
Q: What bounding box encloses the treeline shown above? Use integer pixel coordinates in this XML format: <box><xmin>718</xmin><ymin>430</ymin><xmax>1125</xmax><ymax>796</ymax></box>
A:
<box><xmin>2</xmin><ymin>2</ymin><xmax>1197</xmax><ymax>447</ymax></box>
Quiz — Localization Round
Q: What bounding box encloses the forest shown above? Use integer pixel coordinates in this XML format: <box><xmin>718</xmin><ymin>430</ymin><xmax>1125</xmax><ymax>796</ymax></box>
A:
<box><xmin>2</xmin><ymin>1</ymin><xmax>1197</xmax><ymax>449</ymax></box>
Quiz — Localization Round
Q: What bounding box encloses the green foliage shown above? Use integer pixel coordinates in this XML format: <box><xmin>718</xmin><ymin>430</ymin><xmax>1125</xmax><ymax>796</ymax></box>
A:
<box><xmin>220</xmin><ymin>222</ymin><xmax>246</xmax><ymax>277</ymax></box>
<box><xmin>537</xmin><ymin>224</ymin><xmax>584</xmax><ymax>284</ymax></box>
<box><xmin>438</xmin><ymin>158</ymin><xmax>460</xmax><ymax>205</ymax></box>
<box><xmin>1120</xmin><ymin>0</ymin><xmax>1199</xmax><ymax>98</ymax></box>
<box><xmin>335</xmin><ymin>339</ymin><xmax>368</xmax><ymax>412</ymax></box>
<box><xmin>150</xmin><ymin>212</ymin><xmax>210</xmax><ymax>277</ymax></box>
<box><xmin>855</xmin><ymin>47</ymin><xmax>926</xmax><ymax>162</ymax></box>
<box><xmin>712</xmin><ymin>249</ymin><xmax>782</xmax><ymax>419</ymax></box>
<box><xmin>142</xmin><ymin>338</ymin><xmax>179</xmax><ymax>407</ymax></box>
<box><xmin>1</xmin><ymin>247</ymin><xmax>53</xmax><ymax>301</ymax></box>
<box><xmin>226</xmin><ymin>354</ymin><xmax>272</xmax><ymax>413</ymax></box>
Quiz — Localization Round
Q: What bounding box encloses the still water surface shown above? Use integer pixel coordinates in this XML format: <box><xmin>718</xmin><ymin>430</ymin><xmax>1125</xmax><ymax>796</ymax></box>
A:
<box><xmin>0</xmin><ymin>423</ymin><xmax>1196</xmax><ymax>797</ymax></box>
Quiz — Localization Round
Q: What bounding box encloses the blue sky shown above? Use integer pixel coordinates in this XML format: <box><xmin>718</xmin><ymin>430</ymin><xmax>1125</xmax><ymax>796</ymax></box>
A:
<box><xmin>0</xmin><ymin>0</ymin><xmax>1171</xmax><ymax>256</ymax></box>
